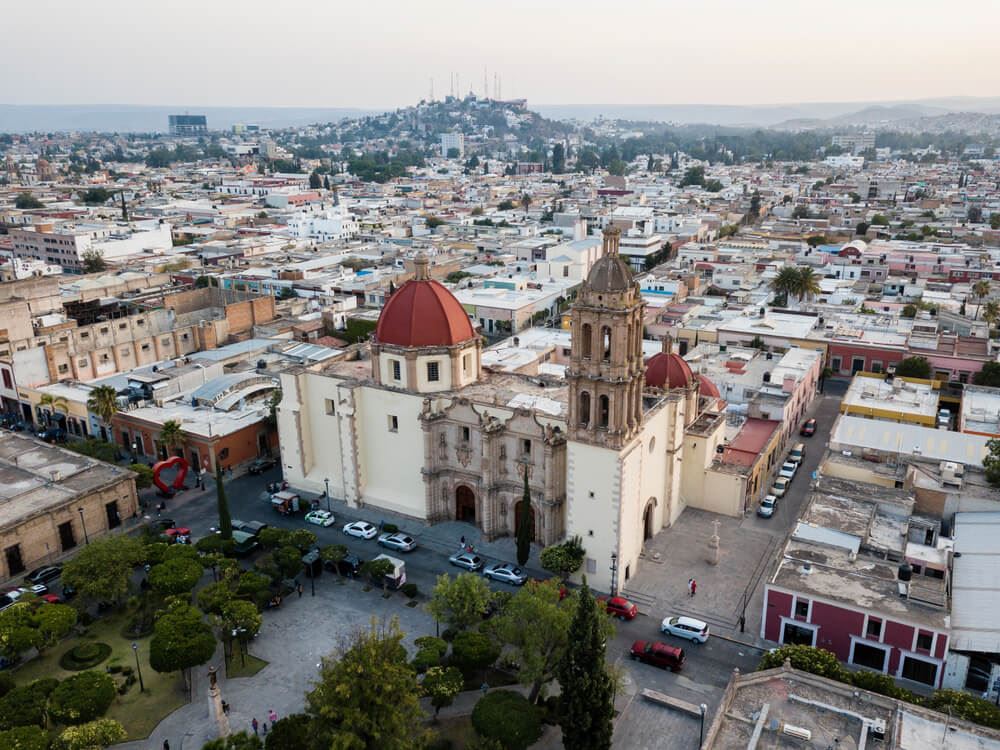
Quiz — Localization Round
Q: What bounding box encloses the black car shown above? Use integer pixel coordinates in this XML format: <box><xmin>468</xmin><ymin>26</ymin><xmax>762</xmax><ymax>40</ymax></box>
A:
<box><xmin>37</xmin><ymin>427</ymin><xmax>67</xmax><ymax>444</ymax></box>
<box><xmin>325</xmin><ymin>552</ymin><xmax>363</xmax><ymax>577</ymax></box>
<box><xmin>247</xmin><ymin>457</ymin><xmax>277</xmax><ymax>475</ymax></box>
<box><xmin>232</xmin><ymin>519</ymin><xmax>268</xmax><ymax>537</ymax></box>
<box><xmin>24</xmin><ymin>565</ymin><xmax>62</xmax><ymax>586</ymax></box>
<box><xmin>61</xmin><ymin>584</ymin><xmax>77</xmax><ymax>601</ymax></box>
<box><xmin>153</xmin><ymin>518</ymin><xmax>176</xmax><ymax>531</ymax></box>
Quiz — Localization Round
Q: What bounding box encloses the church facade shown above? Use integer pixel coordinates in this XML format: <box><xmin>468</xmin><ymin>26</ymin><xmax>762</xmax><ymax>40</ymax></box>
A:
<box><xmin>277</xmin><ymin>228</ymin><xmax>726</xmax><ymax>591</ymax></box>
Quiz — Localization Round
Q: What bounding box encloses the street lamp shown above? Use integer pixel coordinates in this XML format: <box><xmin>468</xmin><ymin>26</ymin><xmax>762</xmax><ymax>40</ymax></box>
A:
<box><xmin>77</xmin><ymin>508</ymin><xmax>90</xmax><ymax>545</ymax></box>
<box><xmin>324</xmin><ymin>478</ymin><xmax>331</xmax><ymax>512</ymax></box>
<box><xmin>699</xmin><ymin>703</ymin><xmax>708</xmax><ymax>747</ymax></box>
<box><xmin>131</xmin><ymin>642</ymin><xmax>145</xmax><ymax>692</ymax></box>
<box><xmin>609</xmin><ymin>553</ymin><xmax>619</xmax><ymax>596</ymax></box>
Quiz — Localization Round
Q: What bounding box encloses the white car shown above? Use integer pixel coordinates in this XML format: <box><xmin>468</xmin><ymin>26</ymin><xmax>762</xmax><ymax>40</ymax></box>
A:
<box><xmin>304</xmin><ymin>510</ymin><xmax>336</xmax><ymax>527</ymax></box>
<box><xmin>342</xmin><ymin>521</ymin><xmax>378</xmax><ymax>540</ymax></box>
<box><xmin>378</xmin><ymin>532</ymin><xmax>417</xmax><ymax>553</ymax></box>
<box><xmin>771</xmin><ymin>477</ymin><xmax>790</xmax><ymax>497</ymax></box>
<box><xmin>757</xmin><ymin>495</ymin><xmax>777</xmax><ymax>518</ymax></box>
<box><xmin>660</xmin><ymin>615</ymin><xmax>710</xmax><ymax>643</ymax></box>
<box><xmin>448</xmin><ymin>551</ymin><xmax>484</xmax><ymax>571</ymax></box>
<box><xmin>483</xmin><ymin>563</ymin><xmax>528</xmax><ymax>586</ymax></box>
<box><xmin>779</xmin><ymin>461</ymin><xmax>797</xmax><ymax>480</ymax></box>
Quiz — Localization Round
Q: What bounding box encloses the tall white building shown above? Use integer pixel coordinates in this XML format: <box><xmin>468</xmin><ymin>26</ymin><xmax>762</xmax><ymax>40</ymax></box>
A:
<box><xmin>285</xmin><ymin>207</ymin><xmax>359</xmax><ymax>243</ymax></box>
<box><xmin>440</xmin><ymin>133</ymin><xmax>465</xmax><ymax>158</ymax></box>
<box><xmin>9</xmin><ymin>220</ymin><xmax>173</xmax><ymax>273</ymax></box>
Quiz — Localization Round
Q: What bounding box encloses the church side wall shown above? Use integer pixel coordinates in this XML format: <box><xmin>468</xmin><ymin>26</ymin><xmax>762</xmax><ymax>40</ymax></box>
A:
<box><xmin>565</xmin><ymin>441</ymin><xmax>622</xmax><ymax>593</ymax></box>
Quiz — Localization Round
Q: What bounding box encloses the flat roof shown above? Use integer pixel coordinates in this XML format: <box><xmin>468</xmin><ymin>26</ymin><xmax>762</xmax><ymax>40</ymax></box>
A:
<box><xmin>830</xmin><ymin>414</ymin><xmax>989</xmax><ymax>467</ymax></box>
<box><xmin>842</xmin><ymin>374</ymin><xmax>939</xmax><ymax>420</ymax></box>
<box><xmin>960</xmin><ymin>385</ymin><xmax>1000</xmax><ymax>436</ymax></box>
<box><xmin>951</xmin><ymin>512</ymin><xmax>1000</xmax><ymax>652</ymax></box>
<box><xmin>718</xmin><ymin>311</ymin><xmax>818</xmax><ymax>340</ymax></box>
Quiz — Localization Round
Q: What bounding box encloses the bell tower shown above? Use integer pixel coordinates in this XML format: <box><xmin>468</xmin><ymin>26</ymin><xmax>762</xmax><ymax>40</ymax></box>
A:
<box><xmin>567</xmin><ymin>227</ymin><xmax>646</xmax><ymax>450</ymax></box>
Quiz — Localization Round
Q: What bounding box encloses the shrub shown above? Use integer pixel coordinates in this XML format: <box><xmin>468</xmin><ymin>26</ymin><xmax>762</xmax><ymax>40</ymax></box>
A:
<box><xmin>0</xmin><ymin>726</ymin><xmax>48</xmax><ymax>750</ymax></box>
<box><xmin>0</xmin><ymin>673</ymin><xmax>14</xmax><ymax>698</ymax></box>
<box><xmin>850</xmin><ymin>669</ymin><xmax>917</xmax><ymax>701</ymax></box>
<box><xmin>441</xmin><ymin>628</ymin><xmax>458</xmax><ymax>643</ymax></box>
<box><xmin>411</xmin><ymin>636</ymin><xmax>448</xmax><ymax>674</ymax></box>
<box><xmin>49</xmin><ymin>671</ymin><xmax>116</xmax><ymax>725</ymax></box>
<box><xmin>400</xmin><ymin>583</ymin><xmax>418</xmax><ymax>598</ymax></box>
<box><xmin>757</xmin><ymin>645</ymin><xmax>850</xmax><ymax>682</ymax></box>
<box><xmin>0</xmin><ymin>679</ymin><xmax>59</xmax><ymax>729</ymax></box>
<box><xmin>58</xmin><ymin>642</ymin><xmax>112</xmax><ymax>671</ymax></box>
<box><xmin>382</xmin><ymin>523</ymin><xmax>399</xmax><ymax>534</ymax></box>
<box><xmin>450</xmin><ymin>631</ymin><xmax>500</xmax><ymax>676</ymax></box>
<box><xmin>925</xmin><ymin>689</ymin><xmax>1000</xmax><ymax>730</ymax></box>
<box><xmin>471</xmin><ymin>690</ymin><xmax>542</xmax><ymax>750</ymax></box>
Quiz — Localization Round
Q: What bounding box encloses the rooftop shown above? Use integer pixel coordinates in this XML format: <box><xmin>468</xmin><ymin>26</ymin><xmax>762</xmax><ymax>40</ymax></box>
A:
<box><xmin>960</xmin><ymin>384</ymin><xmax>1000</xmax><ymax>437</ymax></box>
<box><xmin>719</xmin><ymin>418</ymin><xmax>780</xmax><ymax>467</ymax></box>
<box><xmin>842</xmin><ymin>374</ymin><xmax>940</xmax><ymax>423</ymax></box>
<box><xmin>830</xmin><ymin>414</ymin><xmax>989</xmax><ymax>468</ymax></box>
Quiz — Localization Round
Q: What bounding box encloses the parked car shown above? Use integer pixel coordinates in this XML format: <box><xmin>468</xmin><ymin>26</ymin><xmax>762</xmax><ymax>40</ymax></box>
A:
<box><xmin>0</xmin><ymin>595</ymin><xmax>15</xmax><ymax>612</ymax></box>
<box><xmin>483</xmin><ymin>563</ymin><xmax>528</xmax><ymax>586</ymax></box>
<box><xmin>343</xmin><ymin>521</ymin><xmax>378</xmax><ymax>540</ymax></box>
<box><xmin>304</xmin><ymin>510</ymin><xmax>336</xmax><ymax>527</ymax></box>
<box><xmin>599</xmin><ymin>595</ymin><xmax>638</xmax><ymax>621</ymax></box>
<box><xmin>771</xmin><ymin>477</ymin><xmax>790</xmax><ymax>498</ymax></box>
<box><xmin>660</xmin><ymin>615</ymin><xmax>710</xmax><ymax>643</ymax></box>
<box><xmin>24</xmin><ymin>565</ymin><xmax>62</xmax><ymax>586</ymax></box>
<box><xmin>779</xmin><ymin>461</ymin><xmax>798</xmax><ymax>480</ymax></box>
<box><xmin>788</xmin><ymin>443</ymin><xmax>805</xmax><ymax>465</ymax></box>
<box><xmin>800</xmin><ymin>418</ymin><xmax>817</xmax><ymax>437</ymax></box>
<box><xmin>61</xmin><ymin>584</ymin><xmax>76</xmax><ymax>601</ymax></box>
<box><xmin>448</xmin><ymin>551</ymin><xmax>484</xmax><ymax>571</ymax></box>
<box><xmin>20</xmin><ymin>585</ymin><xmax>47</xmax><ymax>597</ymax></box>
<box><xmin>757</xmin><ymin>495</ymin><xmax>778</xmax><ymax>518</ymax></box>
<box><xmin>247</xmin><ymin>457</ymin><xmax>277</xmax><ymax>475</ymax></box>
<box><xmin>153</xmin><ymin>518</ymin><xmax>176</xmax><ymax>531</ymax></box>
<box><xmin>377</xmin><ymin>532</ymin><xmax>417</xmax><ymax>553</ymax></box>
<box><xmin>231</xmin><ymin>519</ymin><xmax>268</xmax><ymax>537</ymax></box>
<box><xmin>629</xmin><ymin>640</ymin><xmax>685</xmax><ymax>671</ymax></box>
<box><xmin>36</xmin><ymin>427</ymin><xmax>67</xmax><ymax>443</ymax></box>
<box><xmin>325</xmin><ymin>552</ymin><xmax>364</xmax><ymax>577</ymax></box>
<box><xmin>38</xmin><ymin>594</ymin><xmax>62</xmax><ymax>605</ymax></box>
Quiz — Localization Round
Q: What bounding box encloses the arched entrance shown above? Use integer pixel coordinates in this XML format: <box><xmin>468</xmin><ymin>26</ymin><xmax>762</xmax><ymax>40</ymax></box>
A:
<box><xmin>515</xmin><ymin>501</ymin><xmax>536</xmax><ymax>541</ymax></box>
<box><xmin>456</xmin><ymin>485</ymin><xmax>476</xmax><ymax>524</ymax></box>
<box><xmin>643</xmin><ymin>499</ymin><xmax>656</xmax><ymax>540</ymax></box>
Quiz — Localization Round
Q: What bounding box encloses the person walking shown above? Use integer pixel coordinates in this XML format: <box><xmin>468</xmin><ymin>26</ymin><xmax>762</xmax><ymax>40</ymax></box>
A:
<box><xmin>297</xmin><ymin>583</ymin><xmax>304</xmax><ymax>598</ymax></box>
<box><xmin>690</xmin><ymin>579</ymin><xmax>697</xmax><ymax>597</ymax></box>
<box><xmin>163</xmin><ymin>741</ymin><xmax>170</xmax><ymax>750</ymax></box>
<box><xmin>251</xmin><ymin>717</ymin><xmax>259</xmax><ymax>736</ymax></box>
<box><xmin>460</xmin><ymin>535</ymin><xmax>466</xmax><ymax>548</ymax></box>
<box><xmin>687</xmin><ymin>578</ymin><xmax>694</xmax><ymax>597</ymax></box>
<box><xmin>262</xmin><ymin>723</ymin><xmax>268</xmax><ymax>736</ymax></box>
<box><xmin>268</xmin><ymin>709</ymin><xmax>278</xmax><ymax>724</ymax></box>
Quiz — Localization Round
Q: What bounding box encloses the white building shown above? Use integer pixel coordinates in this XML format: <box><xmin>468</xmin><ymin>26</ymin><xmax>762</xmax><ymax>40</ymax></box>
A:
<box><xmin>9</xmin><ymin>220</ymin><xmax>174</xmax><ymax>273</ymax></box>
<box><xmin>285</xmin><ymin>207</ymin><xmax>359</xmax><ymax>243</ymax></box>
<box><xmin>440</xmin><ymin>133</ymin><xmax>465</xmax><ymax>158</ymax></box>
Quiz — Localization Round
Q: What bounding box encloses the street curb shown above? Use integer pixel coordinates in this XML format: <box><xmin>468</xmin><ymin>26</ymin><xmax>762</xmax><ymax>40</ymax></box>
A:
<box><xmin>632</xmin><ymin>611</ymin><xmax>766</xmax><ymax>651</ymax></box>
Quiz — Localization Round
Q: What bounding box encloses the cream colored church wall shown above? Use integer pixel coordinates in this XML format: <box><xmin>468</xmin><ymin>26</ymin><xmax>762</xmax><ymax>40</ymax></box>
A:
<box><xmin>356</xmin><ymin>385</ymin><xmax>428</xmax><ymax>519</ymax></box>
<box><xmin>565</xmin><ymin>440</ymin><xmax>622</xmax><ymax>592</ymax></box>
<box><xmin>701</xmin><ymin>469</ymin><xmax>745</xmax><ymax>517</ymax></box>
<box><xmin>680</xmin><ymin>423</ymin><xmax>727</xmax><ymax>512</ymax></box>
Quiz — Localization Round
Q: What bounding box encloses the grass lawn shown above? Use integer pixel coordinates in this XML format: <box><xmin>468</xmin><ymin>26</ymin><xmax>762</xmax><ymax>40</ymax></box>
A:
<box><xmin>225</xmin><ymin>653</ymin><xmax>268</xmax><ymax>679</ymax></box>
<box><xmin>13</xmin><ymin>611</ymin><xmax>188</xmax><ymax>741</ymax></box>
<box><xmin>430</xmin><ymin>716</ymin><xmax>477</xmax><ymax>748</ymax></box>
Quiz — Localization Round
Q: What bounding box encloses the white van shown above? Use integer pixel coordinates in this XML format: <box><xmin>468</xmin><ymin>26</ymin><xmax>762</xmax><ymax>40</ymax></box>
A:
<box><xmin>788</xmin><ymin>443</ymin><xmax>805</xmax><ymax>465</ymax></box>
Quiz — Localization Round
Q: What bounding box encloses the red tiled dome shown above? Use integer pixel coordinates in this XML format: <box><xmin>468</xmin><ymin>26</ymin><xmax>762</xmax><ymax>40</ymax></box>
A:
<box><xmin>645</xmin><ymin>352</ymin><xmax>694</xmax><ymax>389</ymax></box>
<box><xmin>698</xmin><ymin>374</ymin><xmax>721</xmax><ymax>399</ymax></box>
<box><xmin>375</xmin><ymin>278</ymin><xmax>476</xmax><ymax>348</ymax></box>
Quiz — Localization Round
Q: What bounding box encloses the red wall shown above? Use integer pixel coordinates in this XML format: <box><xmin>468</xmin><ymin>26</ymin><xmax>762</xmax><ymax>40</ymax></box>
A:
<box><xmin>811</xmin><ymin>601</ymin><xmax>864</xmax><ymax>660</ymax></box>
<box><xmin>882</xmin><ymin>620</ymin><xmax>915</xmax><ymax>675</ymax></box>
<box><xmin>764</xmin><ymin>588</ymin><xmax>792</xmax><ymax>642</ymax></box>
<box><xmin>827</xmin><ymin>342</ymin><xmax>903</xmax><ymax>375</ymax></box>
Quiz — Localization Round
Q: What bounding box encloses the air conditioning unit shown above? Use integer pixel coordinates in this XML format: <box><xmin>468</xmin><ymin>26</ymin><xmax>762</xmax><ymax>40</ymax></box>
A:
<box><xmin>780</xmin><ymin>723</ymin><xmax>812</xmax><ymax>741</ymax></box>
<box><xmin>941</xmin><ymin>462</ymin><xmax>963</xmax><ymax>486</ymax></box>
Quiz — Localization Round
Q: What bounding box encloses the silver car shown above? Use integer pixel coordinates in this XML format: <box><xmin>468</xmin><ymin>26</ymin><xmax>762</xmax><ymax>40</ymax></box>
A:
<box><xmin>448</xmin><ymin>551</ymin><xmax>484</xmax><ymax>571</ymax></box>
<box><xmin>483</xmin><ymin>562</ymin><xmax>528</xmax><ymax>586</ymax></box>
<box><xmin>377</xmin><ymin>532</ymin><xmax>417</xmax><ymax>553</ymax></box>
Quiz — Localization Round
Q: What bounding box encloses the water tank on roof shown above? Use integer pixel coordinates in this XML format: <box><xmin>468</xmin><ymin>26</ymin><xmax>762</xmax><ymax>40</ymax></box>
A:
<box><xmin>763</xmin><ymin>372</ymin><xmax>771</xmax><ymax>383</ymax></box>
<box><xmin>898</xmin><ymin>563</ymin><xmax>913</xmax><ymax>582</ymax></box>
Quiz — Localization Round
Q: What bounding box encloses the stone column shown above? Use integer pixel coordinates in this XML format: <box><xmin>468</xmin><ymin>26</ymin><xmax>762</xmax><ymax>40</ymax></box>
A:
<box><xmin>207</xmin><ymin>666</ymin><xmax>230</xmax><ymax>738</ymax></box>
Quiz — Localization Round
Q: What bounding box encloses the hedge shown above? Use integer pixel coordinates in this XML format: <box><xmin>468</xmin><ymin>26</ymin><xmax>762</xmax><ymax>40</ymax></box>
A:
<box><xmin>471</xmin><ymin>690</ymin><xmax>541</xmax><ymax>750</ymax></box>
<box><xmin>59</xmin><ymin>642</ymin><xmax>112</xmax><ymax>671</ymax></box>
<box><xmin>49</xmin><ymin>671</ymin><xmax>116</xmax><ymax>725</ymax></box>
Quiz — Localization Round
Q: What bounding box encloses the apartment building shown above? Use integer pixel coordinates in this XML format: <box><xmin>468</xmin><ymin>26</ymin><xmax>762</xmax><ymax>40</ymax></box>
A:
<box><xmin>9</xmin><ymin>220</ymin><xmax>173</xmax><ymax>272</ymax></box>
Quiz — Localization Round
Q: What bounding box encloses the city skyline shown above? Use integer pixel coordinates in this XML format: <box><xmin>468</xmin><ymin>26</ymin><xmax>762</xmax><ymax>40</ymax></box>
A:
<box><xmin>3</xmin><ymin>0</ymin><xmax>998</xmax><ymax>109</ymax></box>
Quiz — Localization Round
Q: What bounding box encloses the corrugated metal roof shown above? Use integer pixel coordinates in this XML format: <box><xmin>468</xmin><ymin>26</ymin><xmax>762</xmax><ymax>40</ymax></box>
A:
<box><xmin>951</xmin><ymin>513</ymin><xmax>1000</xmax><ymax>652</ymax></box>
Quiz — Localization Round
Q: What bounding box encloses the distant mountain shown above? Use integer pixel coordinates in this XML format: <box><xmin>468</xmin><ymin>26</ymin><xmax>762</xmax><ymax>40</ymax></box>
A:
<box><xmin>0</xmin><ymin>104</ymin><xmax>381</xmax><ymax>133</ymax></box>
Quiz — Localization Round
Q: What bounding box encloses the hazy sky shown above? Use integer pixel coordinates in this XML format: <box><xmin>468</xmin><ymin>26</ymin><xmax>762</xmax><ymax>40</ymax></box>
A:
<box><xmin>4</xmin><ymin>0</ymin><xmax>998</xmax><ymax>108</ymax></box>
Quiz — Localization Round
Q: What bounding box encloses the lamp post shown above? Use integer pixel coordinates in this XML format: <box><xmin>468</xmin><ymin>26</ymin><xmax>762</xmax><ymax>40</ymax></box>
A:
<box><xmin>77</xmin><ymin>507</ymin><xmax>89</xmax><ymax>545</ymax></box>
<box><xmin>699</xmin><ymin>703</ymin><xmax>708</xmax><ymax>747</ymax></box>
<box><xmin>610</xmin><ymin>552</ymin><xmax>619</xmax><ymax>597</ymax></box>
<box><xmin>131</xmin><ymin>642</ymin><xmax>145</xmax><ymax>692</ymax></box>
<box><xmin>131</xmin><ymin>441</ymin><xmax>138</xmax><ymax>463</ymax></box>
<box><xmin>324</xmin><ymin>477</ymin><xmax>331</xmax><ymax>512</ymax></box>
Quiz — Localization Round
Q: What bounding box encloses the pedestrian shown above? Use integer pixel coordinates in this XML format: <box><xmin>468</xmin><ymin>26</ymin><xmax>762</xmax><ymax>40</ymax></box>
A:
<box><xmin>687</xmin><ymin>578</ymin><xmax>694</xmax><ymax>597</ymax></box>
<box><xmin>163</xmin><ymin>741</ymin><xmax>170</xmax><ymax>750</ymax></box>
<box><xmin>262</xmin><ymin>723</ymin><xmax>268</xmax><ymax>735</ymax></box>
<box><xmin>691</xmin><ymin>579</ymin><xmax>697</xmax><ymax>597</ymax></box>
<box><xmin>268</xmin><ymin>708</ymin><xmax>278</xmax><ymax>724</ymax></box>
<box><xmin>251</xmin><ymin>717</ymin><xmax>258</xmax><ymax>736</ymax></box>
<box><xmin>297</xmin><ymin>583</ymin><xmax>303</xmax><ymax>598</ymax></box>
<box><xmin>460</xmin><ymin>535</ymin><xmax>466</xmax><ymax>548</ymax></box>
<box><xmin>480</xmin><ymin>681</ymin><xmax>489</xmax><ymax>696</ymax></box>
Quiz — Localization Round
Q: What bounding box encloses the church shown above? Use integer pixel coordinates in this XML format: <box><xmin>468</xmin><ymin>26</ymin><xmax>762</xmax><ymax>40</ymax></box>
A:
<box><xmin>276</xmin><ymin>227</ymin><xmax>728</xmax><ymax>592</ymax></box>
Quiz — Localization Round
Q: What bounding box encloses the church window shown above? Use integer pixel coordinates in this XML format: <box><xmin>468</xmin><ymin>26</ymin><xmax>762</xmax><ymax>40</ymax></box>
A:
<box><xmin>388</xmin><ymin>415</ymin><xmax>399</xmax><ymax>432</ymax></box>
<box><xmin>522</xmin><ymin>439</ymin><xmax>531</xmax><ymax>457</ymax></box>
<box><xmin>579</xmin><ymin>391</ymin><xmax>591</xmax><ymax>426</ymax></box>
<box><xmin>598</xmin><ymin>395</ymin><xmax>609</xmax><ymax>428</ymax></box>
<box><xmin>581</xmin><ymin>324</ymin><xmax>592</xmax><ymax>359</ymax></box>
<box><xmin>463</xmin><ymin>354</ymin><xmax>471</xmax><ymax>373</ymax></box>
<box><xmin>601</xmin><ymin>327</ymin><xmax>612</xmax><ymax>361</ymax></box>
<box><xmin>427</xmin><ymin>361</ymin><xmax>440</xmax><ymax>382</ymax></box>
<box><xmin>391</xmin><ymin>360</ymin><xmax>401</xmax><ymax>381</ymax></box>
<box><xmin>462</xmin><ymin>426</ymin><xmax>470</xmax><ymax>442</ymax></box>
<box><xmin>325</xmin><ymin>399</ymin><xmax>336</xmax><ymax>415</ymax></box>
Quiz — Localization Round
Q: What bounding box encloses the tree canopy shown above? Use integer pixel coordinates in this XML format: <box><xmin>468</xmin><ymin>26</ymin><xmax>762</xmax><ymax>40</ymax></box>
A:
<box><xmin>427</xmin><ymin>573</ymin><xmax>491</xmax><ymax>631</ymax></box>
<box><xmin>61</xmin><ymin>535</ymin><xmax>143</xmax><ymax>605</ymax></box>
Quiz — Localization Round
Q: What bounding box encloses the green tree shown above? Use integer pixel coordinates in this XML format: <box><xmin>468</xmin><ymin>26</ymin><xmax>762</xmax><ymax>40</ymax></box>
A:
<box><xmin>450</xmin><ymin>630</ymin><xmax>500</xmax><ymax>675</ymax></box>
<box><xmin>411</xmin><ymin>636</ymin><xmax>448</xmax><ymax>673</ymax></box>
<box><xmin>319</xmin><ymin>544</ymin><xmax>348</xmax><ymax>578</ymax></box>
<box><xmin>791</xmin><ymin>205</ymin><xmax>810</xmax><ymax>219</ymax></box>
<box><xmin>215</xmin><ymin>466</ymin><xmax>233</xmax><ymax>541</ymax></box>
<box><xmin>264</xmin><ymin>714</ymin><xmax>318</xmax><ymax>749</ymax></box>
<box><xmin>679</xmin><ymin>166</ymin><xmax>705</xmax><ymax>187</ymax></box>
<box><xmin>34</xmin><ymin>603</ymin><xmax>77</xmax><ymax>650</ymax></box>
<box><xmin>149</xmin><ymin>601</ymin><xmax>216</xmax><ymax>693</ymax></box>
<box><xmin>551</xmin><ymin>143</ymin><xmax>566</xmax><ymax>174</ymax></box>
<box><xmin>149</xmin><ymin>557</ymin><xmax>204</xmax><ymax>597</ymax></box>
<box><xmin>520</xmin><ymin>193</ymin><xmax>532</xmax><ymax>212</ymax></box>
<box><xmin>80</xmin><ymin>188</ymin><xmax>112</xmax><ymax>205</ymax></box>
<box><xmin>306</xmin><ymin>618</ymin><xmax>427</xmax><ymax>750</ymax></box>
<box><xmin>974</xmin><ymin>361</ymin><xmax>1000</xmax><ymax>388</ymax></box>
<box><xmin>983</xmin><ymin>301</ymin><xmax>1000</xmax><ymax>332</ymax></box>
<box><xmin>361</xmin><ymin>557</ymin><xmax>396</xmax><ymax>596</ymax></box>
<box><xmin>968</xmin><ymin>206</ymin><xmax>984</xmax><ymax>224</ymax></box>
<box><xmin>48</xmin><ymin>671</ymin><xmax>116</xmax><ymax>725</ymax></box>
<box><xmin>516</xmin><ymin>471</ymin><xmax>532</xmax><ymax>567</ymax></box>
<box><xmin>39</xmin><ymin>393</ymin><xmax>69</xmax><ymax>424</ymax></box>
<box><xmin>427</xmin><ymin>573</ymin><xmax>491</xmax><ymax>631</ymax></box>
<box><xmin>422</xmin><ymin>665</ymin><xmax>463</xmax><ymax>718</ymax></box>
<box><xmin>539</xmin><ymin>536</ymin><xmax>585</xmax><ymax>581</ymax></box>
<box><xmin>159</xmin><ymin>419</ymin><xmax>184</xmax><ymax>457</ymax></box>
<box><xmin>757</xmin><ymin>644</ymin><xmax>850</xmax><ymax>681</ymax></box>
<box><xmin>86</xmin><ymin>385</ymin><xmax>119</xmax><ymax>436</ymax></box>
<box><xmin>870</xmin><ymin>214</ymin><xmax>889</xmax><ymax>226</ymax></box>
<box><xmin>856</xmin><ymin>221</ymin><xmax>870</xmax><ymax>235</ymax></box>
<box><xmin>129</xmin><ymin>463</ymin><xmax>153</xmax><ymax>489</ymax></box>
<box><xmin>308</xmin><ymin>171</ymin><xmax>322</xmax><ymax>190</ymax></box>
<box><xmin>81</xmin><ymin>249</ymin><xmax>106</xmax><ymax>274</ymax></box>
<box><xmin>220</xmin><ymin>599</ymin><xmax>262</xmax><ymax>666</ymax></box>
<box><xmin>0</xmin><ymin>725</ymin><xmax>48</xmax><ymax>749</ymax></box>
<box><xmin>497</xmin><ymin>199</ymin><xmax>516</xmax><ymax>211</ymax></box>
<box><xmin>196</xmin><ymin>581</ymin><xmax>235</xmax><ymax>615</ymax></box>
<box><xmin>983</xmin><ymin>439</ymin><xmax>1000</xmax><ymax>487</ymax></box>
<box><xmin>795</xmin><ymin>267</ymin><xmax>822</xmax><ymax>302</ymax></box>
<box><xmin>61</xmin><ymin>535</ymin><xmax>143</xmax><ymax>606</ymax></box>
<box><xmin>0</xmin><ymin>603</ymin><xmax>42</xmax><ymax>659</ymax></box>
<box><xmin>203</xmin><ymin>732</ymin><xmax>264</xmax><ymax>750</ymax></box>
<box><xmin>972</xmin><ymin>279</ymin><xmax>991</xmax><ymax>320</ymax></box>
<box><xmin>990</xmin><ymin>213</ymin><xmax>1000</xmax><ymax>230</ymax></box>
<box><xmin>894</xmin><ymin>356</ymin><xmax>932</xmax><ymax>379</ymax></box>
<box><xmin>14</xmin><ymin>192</ymin><xmax>43</xmax><ymax>209</ymax></box>
<box><xmin>769</xmin><ymin>266</ymin><xmax>800</xmax><ymax>302</ymax></box>
<box><xmin>55</xmin><ymin>718</ymin><xmax>127</xmax><ymax>749</ymax></box>
<box><xmin>557</xmin><ymin>582</ymin><xmax>614</xmax><ymax>750</ymax></box>
<box><xmin>471</xmin><ymin>690</ymin><xmax>542</xmax><ymax>750</ymax></box>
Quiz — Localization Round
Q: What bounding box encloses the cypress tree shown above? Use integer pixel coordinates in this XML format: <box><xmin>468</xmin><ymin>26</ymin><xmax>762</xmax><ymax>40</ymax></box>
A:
<box><xmin>557</xmin><ymin>582</ymin><xmax>614</xmax><ymax>750</ymax></box>
<box><xmin>215</xmin><ymin>465</ymin><xmax>232</xmax><ymax>540</ymax></box>
<box><xmin>516</xmin><ymin>470</ymin><xmax>532</xmax><ymax>567</ymax></box>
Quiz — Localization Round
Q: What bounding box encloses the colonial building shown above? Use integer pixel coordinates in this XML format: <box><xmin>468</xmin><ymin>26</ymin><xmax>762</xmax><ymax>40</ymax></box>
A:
<box><xmin>277</xmin><ymin>228</ymin><xmax>727</xmax><ymax>590</ymax></box>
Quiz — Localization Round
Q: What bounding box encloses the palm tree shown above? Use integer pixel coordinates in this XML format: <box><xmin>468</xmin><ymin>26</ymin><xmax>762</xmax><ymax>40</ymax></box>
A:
<box><xmin>86</xmin><ymin>385</ymin><xmax>119</xmax><ymax>438</ymax></box>
<box><xmin>520</xmin><ymin>193</ymin><xmax>532</xmax><ymax>212</ymax></box>
<box><xmin>158</xmin><ymin>419</ymin><xmax>184</xmax><ymax>458</ymax></box>
<box><xmin>769</xmin><ymin>266</ymin><xmax>800</xmax><ymax>304</ymax></box>
<box><xmin>795</xmin><ymin>267</ymin><xmax>822</xmax><ymax>303</ymax></box>
<box><xmin>38</xmin><ymin>393</ymin><xmax>68</xmax><ymax>426</ymax></box>
<box><xmin>972</xmin><ymin>280</ymin><xmax>991</xmax><ymax>320</ymax></box>
<box><xmin>984</xmin><ymin>301</ymin><xmax>1000</xmax><ymax>333</ymax></box>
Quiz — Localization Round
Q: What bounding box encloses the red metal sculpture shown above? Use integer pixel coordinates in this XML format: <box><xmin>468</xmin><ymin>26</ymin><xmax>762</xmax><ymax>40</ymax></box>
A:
<box><xmin>152</xmin><ymin>455</ymin><xmax>189</xmax><ymax>496</ymax></box>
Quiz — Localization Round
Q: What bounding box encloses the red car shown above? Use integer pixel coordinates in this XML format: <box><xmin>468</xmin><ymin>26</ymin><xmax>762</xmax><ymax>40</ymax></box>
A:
<box><xmin>800</xmin><ymin>418</ymin><xmax>817</xmax><ymax>437</ymax></box>
<box><xmin>629</xmin><ymin>640</ymin><xmax>685</xmax><ymax>671</ymax></box>
<box><xmin>598</xmin><ymin>595</ymin><xmax>638</xmax><ymax>620</ymax></box>
<box><xmin>38</xmin><ymin>594</ymin><xmax>62</xmax><ymax>605</ymax></box>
